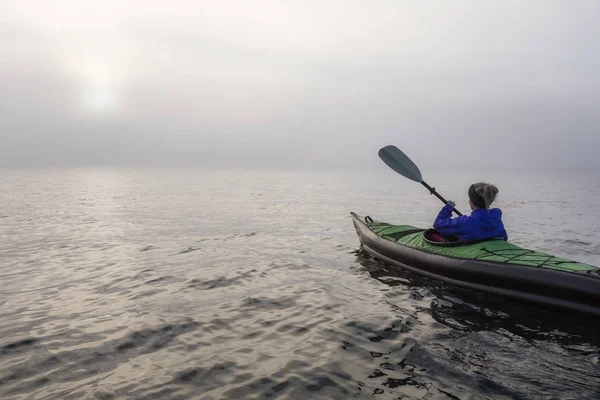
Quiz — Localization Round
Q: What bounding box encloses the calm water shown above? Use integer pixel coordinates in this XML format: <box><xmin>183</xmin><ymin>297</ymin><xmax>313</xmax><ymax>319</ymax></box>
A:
<box><xmin>1</xmin><ymin>168</ymin><xmax>599</xmax><ymax>400</ymax></box>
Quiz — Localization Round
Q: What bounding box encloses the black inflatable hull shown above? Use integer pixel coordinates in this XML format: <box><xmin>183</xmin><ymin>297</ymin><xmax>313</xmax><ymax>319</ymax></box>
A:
<box><xmin>352</xmin><ymin>213</ymin><xmax>600</xmax><ymax>317</ymax></box>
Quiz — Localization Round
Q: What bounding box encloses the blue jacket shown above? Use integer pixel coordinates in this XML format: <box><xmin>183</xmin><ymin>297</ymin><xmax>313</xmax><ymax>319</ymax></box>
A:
<box><xmin>433</xmin><ymin>203</ymin><xmax>508</xmax><ymax>242</ymax></box>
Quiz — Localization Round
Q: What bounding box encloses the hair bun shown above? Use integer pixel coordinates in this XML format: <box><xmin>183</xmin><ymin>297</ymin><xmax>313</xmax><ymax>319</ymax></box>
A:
<box><xmin>473</xmin><ymin>182</ymin><xmax>499</xmax><ymax>208</ymax></box>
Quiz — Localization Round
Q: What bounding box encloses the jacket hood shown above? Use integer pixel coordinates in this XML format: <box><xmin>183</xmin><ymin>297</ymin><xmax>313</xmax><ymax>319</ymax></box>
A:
<box><xmin>473</xmin><ymin>208</ymin><xmax>504</xmax><ymax>233</ymax></box>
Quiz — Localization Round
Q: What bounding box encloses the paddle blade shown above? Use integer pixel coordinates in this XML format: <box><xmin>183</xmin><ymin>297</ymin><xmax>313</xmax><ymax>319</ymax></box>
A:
<box><xmin>378</xmin><ymin>145</ymin><xmax>423</xmax><ymax>182</ymax></box>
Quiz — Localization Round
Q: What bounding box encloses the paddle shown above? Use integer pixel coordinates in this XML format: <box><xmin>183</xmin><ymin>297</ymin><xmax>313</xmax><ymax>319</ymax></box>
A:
<box><xmin>378</xmin><ymin>145</ymin><xmax>463</xmax><ymax>216</ymax></box>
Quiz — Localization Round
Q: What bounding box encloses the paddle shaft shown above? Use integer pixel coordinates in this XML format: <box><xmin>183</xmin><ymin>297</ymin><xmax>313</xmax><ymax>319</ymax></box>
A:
<box><xmin>421</xmin><ymin>181</ymin><xmax>463</xmax><ymax>216</ymax></box>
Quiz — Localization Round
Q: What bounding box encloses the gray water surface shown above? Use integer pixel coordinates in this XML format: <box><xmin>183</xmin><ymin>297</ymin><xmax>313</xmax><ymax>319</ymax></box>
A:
<box><xmin>1</xmin><ymin>169</ymin><xmax>599</xmax><ymax>399</ymax></box>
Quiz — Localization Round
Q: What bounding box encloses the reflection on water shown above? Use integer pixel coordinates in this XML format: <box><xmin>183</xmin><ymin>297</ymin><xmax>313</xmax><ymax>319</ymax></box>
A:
<box><xmin>360</xmin><ymin>250</ymin><xmax>600</xmax><ymax>344</ymax></box>
<box><xmin>0</xmin><ymin>168</ymin><xmax>599</xmax><ymax>399</ymax></box>
<box><xmin>356</xmin><ymin>251</ymin><xmax>600</xmax><ymax>399</ymax></box>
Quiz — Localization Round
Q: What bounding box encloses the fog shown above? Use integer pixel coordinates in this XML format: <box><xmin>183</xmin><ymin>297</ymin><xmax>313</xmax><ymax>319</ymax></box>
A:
<box><xmin>1</xmin><ymin>1</ymin><xmax>599</xmax><ymax>171</ymax></box>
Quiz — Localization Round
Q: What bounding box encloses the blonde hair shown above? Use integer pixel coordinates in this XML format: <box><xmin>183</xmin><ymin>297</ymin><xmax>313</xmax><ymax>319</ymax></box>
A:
<box><xmin>473</xmin><ymin>182</ymin><xmax>499</xmax><ymax>208</ymax></box>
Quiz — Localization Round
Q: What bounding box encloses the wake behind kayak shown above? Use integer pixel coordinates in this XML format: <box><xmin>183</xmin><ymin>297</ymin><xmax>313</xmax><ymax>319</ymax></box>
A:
<box><xmin>351</xmin><ymin>212</ymin><xmax>600</xmax><ymax>317</ymax></box>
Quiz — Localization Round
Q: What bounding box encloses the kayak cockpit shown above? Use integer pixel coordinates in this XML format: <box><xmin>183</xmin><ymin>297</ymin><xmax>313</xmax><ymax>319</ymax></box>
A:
<box><xmin>422</xmin><ymin>228</ymin><xmax>503</xmax><ymax>247</ymax></box>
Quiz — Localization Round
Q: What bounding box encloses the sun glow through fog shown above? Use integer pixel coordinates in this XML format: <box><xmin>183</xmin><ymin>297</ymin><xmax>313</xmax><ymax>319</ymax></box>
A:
<box><xmin>71</xmin><ymin>55</ymin><xmax>125</xmax><ymax>115</ymax></box>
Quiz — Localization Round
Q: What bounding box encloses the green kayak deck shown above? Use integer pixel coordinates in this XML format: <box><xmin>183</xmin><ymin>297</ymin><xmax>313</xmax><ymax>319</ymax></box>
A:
<box><xmin>369</xmin><ymin>222</ymin><xmax>596</xmax><ymax>273</ymax></box>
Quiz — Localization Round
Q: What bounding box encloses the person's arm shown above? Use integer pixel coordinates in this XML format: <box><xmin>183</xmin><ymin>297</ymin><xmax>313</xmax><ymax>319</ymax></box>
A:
<box><xmin>433</xmin><ymin>203</ymin><xmax>471</xmax><ymax>235</ymax></box>
<box><xmin>501</xmin><ymin>226</ymin><xmax>508</xmax><ymax>241</ymax></box>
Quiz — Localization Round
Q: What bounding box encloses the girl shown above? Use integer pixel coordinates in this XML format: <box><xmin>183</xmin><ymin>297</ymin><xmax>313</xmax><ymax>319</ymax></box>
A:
<box><xmin>433</xmin><ymin>182</ymin><xmax>508</xmax><ymax>242</ymax></box>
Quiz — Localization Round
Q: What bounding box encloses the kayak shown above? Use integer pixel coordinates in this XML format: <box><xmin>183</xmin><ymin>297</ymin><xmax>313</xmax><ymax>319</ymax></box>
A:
<box><xmin>351</xmin><ymin>212</ymin><xmax>600</xmax><ymax>317</ymax></box>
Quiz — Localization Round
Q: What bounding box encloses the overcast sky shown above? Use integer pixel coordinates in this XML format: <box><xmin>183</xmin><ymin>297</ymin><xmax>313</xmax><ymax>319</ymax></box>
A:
<box><xmin>1</xmin><ymin>1</ymin><xmax>598</xmax><ymax>170</ymax></box>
